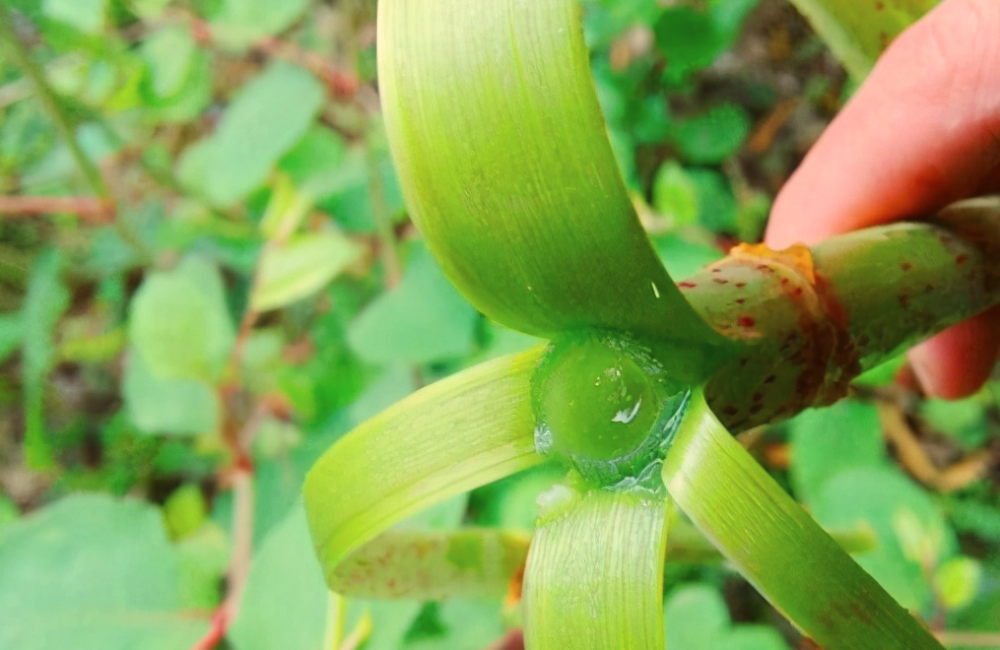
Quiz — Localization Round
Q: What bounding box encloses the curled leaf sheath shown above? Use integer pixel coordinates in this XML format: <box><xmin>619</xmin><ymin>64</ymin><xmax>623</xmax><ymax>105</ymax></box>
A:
<box><xmin>686</xmin><ymin>198</ymin><xmax>1000</xmax><ymax>430</ymax></box>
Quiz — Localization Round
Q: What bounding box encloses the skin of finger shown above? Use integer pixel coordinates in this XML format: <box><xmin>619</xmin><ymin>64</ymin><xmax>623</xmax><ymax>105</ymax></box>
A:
<box><xmin>764</xmin><ymin>0</ymin><xmax>1000</xmax><ymax>399</ymax></box>
<box><xmin>908</xmin><ymin>306</ymin><xmax>1000</xmax><ymax>399</ymax></box>
<box><xmin>765</xmin><ymin>0</ymin><xmax>1000</xmax><ymax>249</ymax></box>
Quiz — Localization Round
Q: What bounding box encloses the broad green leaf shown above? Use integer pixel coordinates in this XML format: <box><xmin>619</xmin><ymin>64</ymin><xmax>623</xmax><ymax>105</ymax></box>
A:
<box><xmin>788</xmin><ymin>401</ymin><xmax>887</xmax><ymax>506</ymax></box>
<box><xmin>22</xmin><ymin>249</ymin><xmax>69</xmax><ymax>469</ymax></box>
<box><xmin>129</xmin><ymin>256</ymin><xmax>235</xmax><ymax>381</ymax></box>
<box><xmin>663</xmin><ymin>584</ymin><xmax>730</xmax><ymax>650</ymax></box>
<box><xmin>210</xmin><ymin>0</ymin><xmax>310</xmax><ymax>50</ymax></box>
<box><xmin>653</xmin><ymin>161</ymin><xmax>698</xmax><ymax>225</ymax></box>
<box><xmin>176</xmin><ymin>522</ymin><xmax>229</xmax><ymax>610</ymax></box>
<box><xmin>252</xmin><ymin>232</ymin><xmax>363</xmax><ymax>311</ymax></box>
<box><xmin>123</xmin><ymin>348</ymin><xmax>220</xmax><ymax>436</ymax></box>
<box><xmin>42</xmin><ymin>0</ymin><xmax>107</xmax><ymax>34</ymax></box>
<box><xmin>405</xmin><ymin>600</ymin><xmax>507</xmax><ymax>650</ymax></box>
<box><xmin>180</xmin><ymin>63</ymin><xmax>324</xmax><ymax>207</ymax></box>
<box><xmin>141</xmin><ymin>25</ymin><xmax>196</xmax><ymax>99</ymax></box>
<box><xmin>228</xmin><ymin>506</ymin><xmax>329</xmax><ymax>650</ymax></box>
<box><xmin>0</xmin><ymin>312</ymin><xmax>22</xmax><ymax>365</ymax></box>
<box><xmin>0</xmin><ymin>494</ymin><xmax>208</xmax><ymax>650</ymax></box>
<box><xmin>671</xmin><ymin>104</ymin><xmax>750</xmax><ymax>165</ymax></box>
<box><xmin>130</xmin><ymin>0</ymin><xmax>173</xmax><ymax>18</ymax></box>
<box><xmin>812</xmin><ymin>467</ymin><xmax>954</xmax><ymax>611</ymax></box>
<box><xmin>663</xmin><ymin>392</ymin><xmax>945</xmax><ymax>650</ymax></box>
<box><xmin>379</xmin><ymin>0</ymin><xmax>732</xmax><ymax>365</ymax></box>
<box><xmin>523</xmin><ymin>486</ymin><xmax>668</xmax><ymax>650</ymax></box>
<box><xmin>304</xmin><ymin>347</ymin><xmax>545</xmax><ymax>591</ymax></box>
<box><xmin>347</xmin><ymin>245</ymin><xmax>478</xmax><ymax>365</ymax></box>
<box><xmin>786</xmin><ymin>0</ymin><xmax>938</xmax><ymax>79</ymax></box>
<box><xmin>663</xmin><ymin>584</ymin><xmax>791</xmax><ymax>650</ymax></box>
<box><xmin>653</xmin><ymin>234</ymin><xmax>724</xmax><ymax>280</ymax></box>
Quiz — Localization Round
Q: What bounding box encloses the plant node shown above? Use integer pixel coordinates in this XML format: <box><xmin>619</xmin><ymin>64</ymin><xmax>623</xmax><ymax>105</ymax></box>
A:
<box><xmin>532</xmin><ymin>330</ymin><xmax>691</xmax><ymax>488</ymax></box>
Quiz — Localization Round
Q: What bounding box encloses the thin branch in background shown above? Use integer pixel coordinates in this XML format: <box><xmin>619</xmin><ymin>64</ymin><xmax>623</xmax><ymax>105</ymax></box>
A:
<box><xmin>0</xmin><ymin>196</ymin><xmax>116</xmax><ymax>224</ymax></box>
<box><xmin>0</xmin><ymin>8</ymin><xmax>153</xmax><ymax>258</ymax></box>
<box><xmin>0</xmin><ymin>10</ymin><xmax>109</xmax><ymax>198</ymax></box>
<box><xmin>173</xmin><ymin>12</ymin><xmax>359</xmax><ymax>100</ymax></box>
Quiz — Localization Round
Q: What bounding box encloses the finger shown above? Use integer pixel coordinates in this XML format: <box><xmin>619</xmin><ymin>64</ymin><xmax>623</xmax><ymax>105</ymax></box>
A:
<box><xmin>766</xmin><ymin>0</ymin><xmax>1000</xmax><ymax>249</ymax></box>
<box><xmin>907</xmin><ymin>305</ymin><xmax>1000</xmax><ymax>399</ymax></box>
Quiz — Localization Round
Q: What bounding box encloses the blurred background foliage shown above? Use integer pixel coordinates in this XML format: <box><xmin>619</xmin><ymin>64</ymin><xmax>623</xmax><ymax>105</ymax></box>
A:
<box><xmin>0</xmin><ymin>0</ymin><xmax>998</xmax><ymax>649</ymax></box>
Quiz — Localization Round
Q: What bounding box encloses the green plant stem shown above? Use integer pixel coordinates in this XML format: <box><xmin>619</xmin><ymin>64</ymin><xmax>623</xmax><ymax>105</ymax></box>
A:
<box><xmin>522</xmin><ymin>486</ymin><xmax>668</xmax><ymax>650</ymax></box>
<box><xmin>684</xmin><ymin>197</ymin><xmax>1000</xmax><ymax>431</ymax></box>
<box><xmin>662</xmin><ymin>390</ymin><xmax>945</xmax><ymax>650</ymax></box>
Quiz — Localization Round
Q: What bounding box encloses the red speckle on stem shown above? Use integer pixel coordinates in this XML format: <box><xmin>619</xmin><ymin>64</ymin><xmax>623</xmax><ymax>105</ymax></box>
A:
<box><xmin>956</xmin><ymin>255</ymin><xmax>968</xmax><ymax>265</ymax></box>
<box><xmin>679</xmin><ymin>281</ymin><xmax>697</xmax><ymax>288</ymax></box>
<box><xmin>793</xmin><ymin>286</ymin><xmax>804</xmax><ymax>296</ymax></box>
<box><xmin>723</xmin><ymin>405</ymin><xmax>739</xmax><ymax>416</ymax></box>
<box><xmin>899</xmin><ymin>294</ymin><xmax>909</xmax><ymax>309</ymax></box>
<box><xmin>735</xmin><ymin>282</ymin><xmax>746</xmax><ymax>288</ymax></box>
<box><xmin>737</xmin><ymin>315</ymin><xmax>755</xmax><ymax>328</ymax></box>
<box><xmin>875</xmin><ymin>1</ymin><xmax>884</xmax><ymax>10</ymax></box>
<box><xmin>752</xmin><ymin>392</ymin><xmax>763</xmax><ymax>403</ymax></box>
<box><xmin>901</xmin><ymin>262</ymin><xmax>912</xmax><ymax>271</ymax></box>
<box><xmin>714</xmin><ymin>278</ymin><xmax>729</xmax><ymax>285</ymax></box>
<box><xmin>735</xmin><ymin>298</ymin><xmax>746</xmax><ymax>305</ymax></box>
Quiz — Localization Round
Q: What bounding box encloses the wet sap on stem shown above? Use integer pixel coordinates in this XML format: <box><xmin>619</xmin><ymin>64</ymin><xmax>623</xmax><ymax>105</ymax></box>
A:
<box><xmin>532</xmin><ymin>331</ymin><xmax>692</xmax><ymax>488</ymax></box>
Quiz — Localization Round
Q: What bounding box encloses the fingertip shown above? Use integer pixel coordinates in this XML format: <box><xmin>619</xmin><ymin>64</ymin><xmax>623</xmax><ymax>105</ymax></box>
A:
<box><xmin>907</xmin><ymin>306</ymin><xmax>1000</xmax><ymax>399</ymax></box>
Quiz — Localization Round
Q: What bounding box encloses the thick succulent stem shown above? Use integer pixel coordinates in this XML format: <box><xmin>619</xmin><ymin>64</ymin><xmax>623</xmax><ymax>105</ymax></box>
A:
<box><xmin>683</xmin><ymin>197</ymin><xmax>1000</xmax><ymax>431</ymax></box>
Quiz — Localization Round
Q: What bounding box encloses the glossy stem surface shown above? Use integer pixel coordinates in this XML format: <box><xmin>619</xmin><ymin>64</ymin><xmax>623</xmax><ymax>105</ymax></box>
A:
<box><xmin>688</xmin><ymin>198</ymin><xmax>1000</xmax><ymax>430</ymax></box>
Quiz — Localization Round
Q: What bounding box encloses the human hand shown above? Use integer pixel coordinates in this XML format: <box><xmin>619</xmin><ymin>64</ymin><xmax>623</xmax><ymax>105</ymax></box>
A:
<box><xmin>765</xmin><ymin>0</ymin><xmax>1000</xmax><ymax>399</ymax></box>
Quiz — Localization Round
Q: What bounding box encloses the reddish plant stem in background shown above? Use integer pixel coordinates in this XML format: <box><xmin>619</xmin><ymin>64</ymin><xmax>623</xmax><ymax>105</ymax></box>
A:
<box><xmin>187</xmin><ymin>468</ymin><xmax>254</xmax><ymax>650</ymax></box>
<box><xmin>0</xmin><ymin>196</ymin><xmax>116</xmax><ymax>224</ymax></box>
<box><xmin>178</xmin><ymin>13</ymin><xmax>359</xmax><ymax>100</ymax></box>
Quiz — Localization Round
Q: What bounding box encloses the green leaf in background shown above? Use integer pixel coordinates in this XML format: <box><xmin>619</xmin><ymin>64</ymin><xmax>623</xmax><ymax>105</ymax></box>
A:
<box><xmin>347</xmin><ymin>245</ymin><xmax>477</xmax><ymax>365</ymax></box>
<box><xmin>22</xmin><ymin>249</ymin><xmax>69</xmax><ymax>469</ymax></box>
<box><xmin>785</xmin><ymin>0</ymin><xmax>938</xmax><ymax>79</ymax></box>
<box><xmin>179</xmin><ymin>63</ymin><xmax>324</xmax><ymax>207</ymax></box>
<box><xmin>41</xmin><ymin>0</ymin><xmax>107</xmax><ymax>34</ymax></box>
<box><xmin>812</xmin><ymin>467</ymin><xmax>954</xmax><ymax>611</ymax></box>
<box><xmin>210</xmin><ymin>0</ymin><xmax>310</xmax><ymax>50</ymax></box>
<box><xmin>277</xmin><ymin>125</ymin><xmax>349</xmax><ymax>200</ymax></box>
<box><xmin>663</xmin><ymin>584</ymin><xmax>789</xmax><ymax>650</ymax></box>
<box><xmin>0</xmin><ymin>312</ymin><xmax>22</xmax><ymax>365</ymax></box>
<box><xmin>129</xmin><ymin>255</ymin><xmax>234</xmax><ymax>382</ymax></box>
<box><xmin>123</xmin><ymin>348</ymin><xmax>220</xmax><ymax>436</ymax></box>
<box><xmin>932</xmin><ymin>556</ymin><xmax>982</xmax><ymax>612</ymax></box>
<box><xmin>252</xmin><ymin>232</ymin><xmax>363</xmax><ymax>311</ymax></box>
<box><xmin>130</xmin><ymin>0</ymin><xmax>174</xmax><ymax>19</ymax></box>
<box><xmin>0</xmin><ymin>494</ymin><xmax>209</xmax><ymax>650</ymax></box>
<box><xmin>0</xmin><ymin>496</ymin><xmax>18</xmax><ymax>537</ymax></box>
<box><xmin>671</xmin><ymin>104</ymin><xmax>751</xmax><ymax>165</ymax></box>
<box><xmin>140</xmin><ymin>25</ymin><xmax>196</xmax><ymax>100</ymax></box>
<box><xmin>405</xmin><ymin>600</ymin><xmax>507</xmax><ymax>650</ymax></box>
<box><xmin>919</xmin><ymin>397</ymin><xmax>989</xmax><ymax>448</ymax></box>
<box><xmin>788</xmin><ymin>401</ymin><xmax>887</xmax><ymax>506</ymax></box>
<box><xmin>663</xmin><ymin>584</ymin><xmax>731</xmax><ymax>650</ymax></box>
<box><xmin>229</xmin><ymin>506</ymin><xmax>330</xmax><ymax>650</ymax></box>
<box><xmin>689</xmin><ymin>168</ymin><xmax>738</xmax><ymax>234</ymax></box>
<box><xmin>653</xmin><ymin>234</ymin><xmax>725</xmax><ymax>281</ymax></box>
<box><xmin>652</xmin><ymin>160</ymin><xmax>698</xmax><ymax>226</ymax></box>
